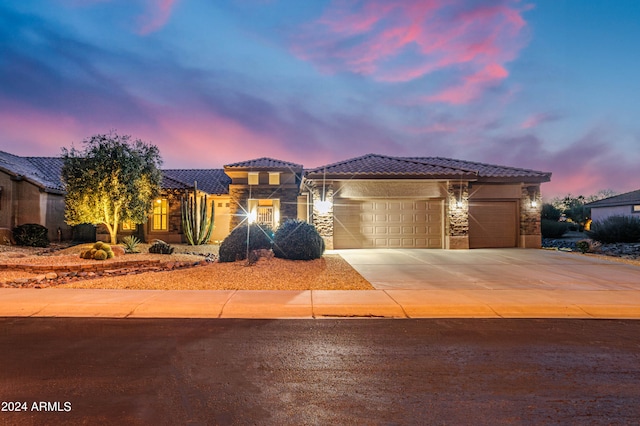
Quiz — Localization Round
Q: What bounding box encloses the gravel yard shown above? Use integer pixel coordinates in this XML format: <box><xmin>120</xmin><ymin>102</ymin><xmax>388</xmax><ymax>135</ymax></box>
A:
<box><xmin>0</xmin><ymin>243</ymin><xmax>373</xmax><ymax>290</ymax></box>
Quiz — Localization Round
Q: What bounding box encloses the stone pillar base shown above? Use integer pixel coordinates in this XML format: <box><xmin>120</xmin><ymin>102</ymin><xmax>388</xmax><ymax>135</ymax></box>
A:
<box><xmin>322</xmin><ymin>236</ymin><xmax>334</xmax><ymax>250</ymax></box>
<box><xmin>446</xmin><ymin>236</ymin><xmax>469</xmax><ymax>250</ymax></box>
<box><xmin>520</xmin><ymin>234</ymin><xmax>542</xmax><ymax>248</ymax></box>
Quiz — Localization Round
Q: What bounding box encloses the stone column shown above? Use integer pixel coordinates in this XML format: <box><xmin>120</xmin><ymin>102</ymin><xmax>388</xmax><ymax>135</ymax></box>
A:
<box><xmin>310</xmin><ymin>182</ymin><xmax>334</xmax><ymax>250</ymax></box>
<box><xmin>446</xmin><ymin>182</ymin><xmax>470</xmax><ymax>249</ymax></box>
<box><xmin>520</xmin><ymin>185</ymin><xmax>542</xmax><ymax>248</ymax></box>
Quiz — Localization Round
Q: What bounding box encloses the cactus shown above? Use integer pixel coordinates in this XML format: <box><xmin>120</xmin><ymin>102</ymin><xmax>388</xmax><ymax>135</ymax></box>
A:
<box><xmin>181</xmin><ymin>181</ymin><xmax>215</xmax><ymax>245</ymax></box>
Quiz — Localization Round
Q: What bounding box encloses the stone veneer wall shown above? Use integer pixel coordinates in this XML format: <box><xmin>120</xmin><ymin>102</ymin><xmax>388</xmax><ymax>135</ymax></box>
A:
<box><xmin>447</xmin><ymin>183</ymin><xmax>469</xmax><ymax>237</ymax></box>
<box><xmin>520</xmin><ymin>186</ymin><xmax>542</xmax><ymax>235</ymax></box>
<box><xmin>310</xmin><ymin>183</ymin><xmax>334</xmax><ymax>250</ymax></box>
<box><xmin>228</xmin><ymin>185</ymin><xmax>299</xmax><ymax>230</ymax></box>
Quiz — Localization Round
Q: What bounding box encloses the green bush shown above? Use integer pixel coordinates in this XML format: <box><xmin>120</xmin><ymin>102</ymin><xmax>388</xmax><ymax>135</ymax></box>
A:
<box><xmin>219</xmin><ymin>223</ymin><xmax>274</xmax><ymax>262</ymax></box>
<box><xmin>541</xmin><ymin>203</ymin><xmax>562</xmax><ymax>221</ymax></box>
<box><xmin>273</xmin><ymin>219</ymin><xmax>325</xmax><ymax>260</ymax></box>
<box><xmin>541</xmin><ymin>219</ymin><xmax>569</xmax><ymax>239</ymax></box>
<box><xmin>587</xmin><ymin>216</ymin><xmax>640</xmax><ymax>243</ymax></box>
<box><xmin>122</xmin><ymin>235</ymin><xmax>141</xmax><ymax>253</ymax></box>
<box><xmin>12</xmin><ymin>224</ymin><xmax>50</xmax><ymax>247</ymax></box>
<box><xmin>576</xmin><ymin>240</ymin><xmax>590</xmax><ymax>253</ymax></box>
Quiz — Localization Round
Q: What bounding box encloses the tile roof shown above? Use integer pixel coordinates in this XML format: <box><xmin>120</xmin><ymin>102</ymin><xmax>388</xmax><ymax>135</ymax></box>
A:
<box><xmin>305</xmin><ymin>154</ymin><xmax>551</xmax><ymax>182</ymax></box>
<box><xmin>585</xmin><ymin>189</ymin><xmax>640</xmax><ymax>208</ymax></box>
<box><xmin>162</xmin><ymin>169</ymin><xmax>231</xmax><ymax>194</ymax></box>
<box><xmin>0</xmin><ymin>151</ymin><xmax>65</xmax><ymax>193</ymax></box>
<box><xmin>224</xmin><ymin>157</ymin><xmax>303</xmax><ymax>170</ymax></box>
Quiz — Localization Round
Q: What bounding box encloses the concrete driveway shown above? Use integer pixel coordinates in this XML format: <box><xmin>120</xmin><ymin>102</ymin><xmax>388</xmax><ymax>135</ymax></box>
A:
<box><xmin>334</xmin><ymin>248</ymin><xmax>640</xmax><ymax>291</ymax></box>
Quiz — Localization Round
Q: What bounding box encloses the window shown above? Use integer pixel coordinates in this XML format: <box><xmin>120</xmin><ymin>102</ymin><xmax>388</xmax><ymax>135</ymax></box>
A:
<box><xmin>122</xmin><ymin>220</ymin><xmax>136</xmax><ymax>231</ymax></box>
<box><xmin>269</xmin><ymin>172</ymin><xmax>280</xmax><ymax>185</ymax></box>
<box><xmin>257</xmin><ymin>206</ymin><xmax>274</xmax><ymax>225</ymax></box>
<box><xmin>152</xmin><ymin>199</ymin><xmax>168</xmax><ymax>231</ymax></box>
<box><xmin>633</xmin><ymin>205</ymin><xmax>640</xmax><ymax>213</ymax></box>
<box><xmin>248</xmin><ymin>172</ymin><xmax>259</xmax><ymax>185</ymax></box>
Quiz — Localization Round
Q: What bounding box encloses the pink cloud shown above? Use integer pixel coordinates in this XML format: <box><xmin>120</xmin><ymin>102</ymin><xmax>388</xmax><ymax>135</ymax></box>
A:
<box><xmin>520</xmin><ymin>112</ymin><xmax>562</xmax><ymax>129</ymax></box>
<box><xmin>292</xmin><ymin>0</ymin><xmax>529</xmax><ymax>104</ymax></box>
<box><xmin>138</xmin><ymin>0</ymin><xmax>178</xmax><ymax>35</ymax></box>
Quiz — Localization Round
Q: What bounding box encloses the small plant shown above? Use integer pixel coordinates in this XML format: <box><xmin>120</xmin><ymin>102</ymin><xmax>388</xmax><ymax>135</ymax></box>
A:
<box><xmin>576</xmin><ymin>240</ymin><xmax>590</xmax><ymax>254</ymax></box>
<box><xmin>80</xmin><ymin>241</ymin><xmax>114</xmax><ymax>260</ymax></box>
<box><xmin>149</xmin><ymin>239</ymin><xmax>175</xmax><ymax>254</ymax></box>
<box><xmin>541</xmin><ymin>219</ymin><xmax>569</xmax><ymax>239</ymax></box>
<box><xmin>587</xmin><ymin>216</ymin><xmax>640</xmax><ymax>243</ymax></box>
<box><xmin>273</xmin><ymin>219</ymin><xmax>325</xmax><ymax>260</ymax></box>
<box><xmin>122</xmin><ymin>235</ymin><xmax>141</xmax><ymax>253</ymax></box>
<box><xmin>12</xmin><ymin>223</ymin><xmax>50</xmax><ymax>247</ymax></box>
<box><xmin>218</xmin><ymin>223</ymin><xmax>274</xmax><ymax>263</ymax></box>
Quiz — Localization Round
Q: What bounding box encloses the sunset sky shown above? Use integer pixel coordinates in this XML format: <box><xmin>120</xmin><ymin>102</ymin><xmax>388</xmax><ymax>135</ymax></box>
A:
<box><xmin>1</xmin><ymin>0</ymin><xmax>638</xmax><ymax>199</ymax></box>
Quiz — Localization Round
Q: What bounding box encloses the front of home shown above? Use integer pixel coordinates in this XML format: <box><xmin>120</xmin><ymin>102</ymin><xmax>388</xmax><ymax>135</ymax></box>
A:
<box><xmin>0</xmin><ymin>150</ymin><xmax>551</xmax><ymax>249</ymax></box>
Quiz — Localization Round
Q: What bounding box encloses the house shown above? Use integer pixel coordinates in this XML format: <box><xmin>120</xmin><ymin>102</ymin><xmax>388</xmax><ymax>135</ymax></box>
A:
<box><xmin>0</xmin><ymin>151</ymin><xmax>68</xmax><ymax>241</ymax></box>
<box><xmin>585</xmin><ymin>189</ymin><xmax>640</xmax><ymax>222</ymax></box>
<box><xmin>0</xmin><ymin>150</ymin><xmax>552</xmax><ymax>249</ymax></box>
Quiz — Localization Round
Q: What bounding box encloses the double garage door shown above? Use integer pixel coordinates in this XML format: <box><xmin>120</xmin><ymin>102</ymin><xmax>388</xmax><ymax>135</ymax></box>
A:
<box><xmin>333</xmin><ymin>199</ymin><xmax>442</xmax><ymax>249</ymax></box>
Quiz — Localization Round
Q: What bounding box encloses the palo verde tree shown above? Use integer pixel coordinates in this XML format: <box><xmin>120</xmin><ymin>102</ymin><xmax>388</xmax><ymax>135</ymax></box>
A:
<box><xmin>61</xmin><ymin>133</ymin><xmax>163</xmax><ymax>244</ymax></box>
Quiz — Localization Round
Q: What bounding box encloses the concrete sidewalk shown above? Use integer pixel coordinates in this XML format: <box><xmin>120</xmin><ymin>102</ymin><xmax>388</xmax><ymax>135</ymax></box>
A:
<box><xmin>2</xmin><ymin>287</ymin><xmax>640</xmax><ymax>319</ymax></box>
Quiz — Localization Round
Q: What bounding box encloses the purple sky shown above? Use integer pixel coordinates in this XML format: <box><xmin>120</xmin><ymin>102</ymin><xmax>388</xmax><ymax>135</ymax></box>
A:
<box><xmin>1</xmin><ymin>0</ymin><xmax>639</xmax><ymax>199</ymax></box>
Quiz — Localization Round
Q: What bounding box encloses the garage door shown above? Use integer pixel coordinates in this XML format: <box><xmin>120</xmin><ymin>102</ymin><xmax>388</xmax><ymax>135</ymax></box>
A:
<box><xmin>333</xmin><ymin>199</ymin><xmax>442</xmax><ymax>249</ymax></box>
<box><xmin>469</xmin><ymin>201</ymin><xmax>517</xmax><ymax>248</ymax></box>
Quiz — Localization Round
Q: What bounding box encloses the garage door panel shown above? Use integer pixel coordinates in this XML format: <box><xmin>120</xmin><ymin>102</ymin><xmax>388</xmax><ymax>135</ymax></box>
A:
<box><xmin>469</xmin><ymin>201</ymin><xmax>517</xmax><ymax>248</ymax></box>
<box><xmin>334</xmin><ymin>199</ymin><xmax>442</xmax><ymax>249</ymax></box>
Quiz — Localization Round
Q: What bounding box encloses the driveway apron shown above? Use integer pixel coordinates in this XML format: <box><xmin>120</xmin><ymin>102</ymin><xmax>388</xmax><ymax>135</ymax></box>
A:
<box><xmin>333</xmin><ymin>248</ymin><xmax>640</xmax><ymax>291</ymax></box>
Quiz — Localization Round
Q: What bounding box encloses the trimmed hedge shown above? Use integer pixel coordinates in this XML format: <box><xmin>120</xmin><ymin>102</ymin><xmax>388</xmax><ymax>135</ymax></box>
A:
<box><xmin>587</xmin><ymin>215</ymin><xmax>640</xmax><ymax>243</ymax></box>
<box><xmin>273</xmin><ymin>219</ymin><xmax>325</xmax><ymax>260</ymax></box>
<box><xmin>12</xmin><ymin>223</ymin><xmax>50</xmax><ymax>247</ymax></box>
<box><xmin>218</xmin><ymin>223</ymin><xmax>274</xmax><ymax>262</ymax></box>
<box><xmin>541</xmin><ymin>219</ymin><xmax>569</xmax><ymax>239</ymax></box>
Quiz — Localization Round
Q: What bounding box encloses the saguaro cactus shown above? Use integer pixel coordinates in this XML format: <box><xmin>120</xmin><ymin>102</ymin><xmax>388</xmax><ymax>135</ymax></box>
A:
<box><xmin>181</xmin><ymin>181</ymin><xmax>215</xmax><ymax>245</ymax></box>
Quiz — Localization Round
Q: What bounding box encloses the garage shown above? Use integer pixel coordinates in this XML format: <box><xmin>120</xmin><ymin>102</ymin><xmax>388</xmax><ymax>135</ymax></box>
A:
<box><xmin>469</xmin><ymin>201</ymin><xmax>518</xmax><ymax>248</ymax></box>
<box><xmin>333</xmin><ymin>199</ymin><xmax>443</xmax><ymax>249</ymax></box>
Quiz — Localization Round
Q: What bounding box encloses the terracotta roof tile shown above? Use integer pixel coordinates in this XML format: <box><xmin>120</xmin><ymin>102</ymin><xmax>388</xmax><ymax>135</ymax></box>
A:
<box><xmin>162</xmin><ymin>169</ymin><xmax>231</xmax><ymax>194</ymax></box>
<box><xmin>224</xmin><ymin>157</ymin><xmax>303</xmax><ymax>170</ymax></box>
<box><xmin>0</xmin><ymin>151</ymin><xmax>65</xmax><ymax>193</ymax></box>
<box><xmin>306</xmin><ymin>154</ymin><xmax>551</xmax><ymax>182</ymax></box>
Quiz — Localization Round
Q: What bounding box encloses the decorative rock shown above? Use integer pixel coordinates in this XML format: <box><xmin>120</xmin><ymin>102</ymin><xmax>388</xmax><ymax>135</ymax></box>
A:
<box><xmin>112</xmin><ymin>246</ymin><xmax>126</xmax><ymax>257</ymax></box>
<box><xmin>35</xmin><ymin>275</ymin><xmax>47</xmax><ymax>282</ymax></box>
<box><xmin>45</xmin><ymin>272</ymin><xmax>58</xmax><ymax>280</ymax></box>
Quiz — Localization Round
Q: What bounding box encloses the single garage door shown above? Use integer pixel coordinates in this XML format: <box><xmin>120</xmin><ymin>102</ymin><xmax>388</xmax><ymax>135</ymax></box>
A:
<box><xmin>333</xmin><ymin>199</ymin><xmax>442</xmax><ymax>249</ymax></box>
<box><xmin>469</xmin><ymin>201</ymin><xmax>518</xmax><ymax>248</ymax></box>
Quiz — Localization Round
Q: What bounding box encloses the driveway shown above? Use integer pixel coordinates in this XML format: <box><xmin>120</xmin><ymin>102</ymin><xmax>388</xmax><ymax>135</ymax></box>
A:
<box><xmin>334</xmin><ymin>248</ymin><xmax>640</xmax><ymax>291</ymax></box>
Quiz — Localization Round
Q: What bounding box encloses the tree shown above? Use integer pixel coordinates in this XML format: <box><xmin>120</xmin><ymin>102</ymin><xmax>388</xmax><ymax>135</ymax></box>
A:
<box><xmin>61</xmin><ymin>133</ymin><xmax>163</xmax><ymax>244</ymax></box>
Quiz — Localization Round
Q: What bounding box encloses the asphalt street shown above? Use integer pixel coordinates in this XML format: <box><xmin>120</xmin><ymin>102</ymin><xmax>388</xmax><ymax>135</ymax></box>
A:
<box><xmin>1</xmin><ymin>318</ymin><xmax>639</xmax><ymax>425</ymax></box>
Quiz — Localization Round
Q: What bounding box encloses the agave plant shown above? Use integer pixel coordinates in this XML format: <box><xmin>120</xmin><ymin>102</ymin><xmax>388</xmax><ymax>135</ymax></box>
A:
<box><xmin>122</xmin><ymin>235</ymin><xmax>141</xmax><ymax>253</ymax></box>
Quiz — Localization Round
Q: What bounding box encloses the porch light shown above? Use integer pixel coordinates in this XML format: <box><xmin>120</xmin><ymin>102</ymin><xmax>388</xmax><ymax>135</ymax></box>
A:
<box><xmin>531</xmin><ymin>200</ymin><xmax>538</xmax><ymax>208</ymax></box>
<box><xmin>456</xmin><ymin>200</ymin><xmax>463</xmax><ymax>209</ymax></box>
<box><xmin>314</xmin><ymin>199</ymin><xmax>333</xmax><ymax>215</ymax></box>
<box><xmin>248</xmin><ymin>211</ymin><xmax>257</xmax><ymax>223</ymax></box>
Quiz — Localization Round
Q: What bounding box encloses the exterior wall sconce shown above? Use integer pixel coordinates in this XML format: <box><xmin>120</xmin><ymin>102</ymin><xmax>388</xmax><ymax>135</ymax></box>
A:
<box><xmin>527</xmin><ymin>187</ymin><xmax>539</xmax><ymax>208</ymax></box>
<box><xmin>314</xmin><ymin>199</ymin><xmax>333</xmax><ymax>215</ymax></box>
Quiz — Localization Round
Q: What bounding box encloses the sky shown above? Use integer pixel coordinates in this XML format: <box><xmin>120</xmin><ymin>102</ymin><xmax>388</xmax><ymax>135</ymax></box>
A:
<box><xmin>1</xmin><ymin>0</ymin><xmax>639</xmax><ymax>199</ymax></box>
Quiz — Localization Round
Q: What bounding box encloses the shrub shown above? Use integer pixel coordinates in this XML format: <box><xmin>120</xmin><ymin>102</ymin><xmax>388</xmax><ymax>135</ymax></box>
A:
<box><xmin>541</xmin><ymin>203</ymin><xmax>562</xmax><ymax>221</ymax></box>
<box><xmin>576</xmin><ymin>240</ymin><xmax>590</xmax><ymax>253</ymax></box>
<box><xmin>149</xmin><ymin>240</ymin><xmax>175</xmax><ymax>254</ymax></box>
<box><xmin>122</xmin><ymin>235</ymin><xmax>141</xmax><ymax>253</ymax></box>
<box><xmin>541</xmin><ymin>219</ymin><xmax>569</xmax><ymax>239</ymax></box>
<box><xmin>218</xmin><ymin>223</ymin><xmax>274</xmax><ymax>262</ymax></box>
<box><xmin>273</xmin><ymin>219</ymin><xmax>325</xmax><ymax>260</ymax></box>
<box><xmin>12</xmin><ymin>224</ymin><xmax>49</xmax><ymax>247</ymax></box>
<box><xmin>587</xmin><ymin>216</ymin><xmax>640</xmax><ymax>243</ymax></box>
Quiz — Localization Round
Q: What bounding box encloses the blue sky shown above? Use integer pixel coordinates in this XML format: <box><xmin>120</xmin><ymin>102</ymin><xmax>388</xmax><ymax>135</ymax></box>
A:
<box><xmin>1</xmin><ymin>0</ymin><xmax>639</xmax><ymax>198</ymax></box>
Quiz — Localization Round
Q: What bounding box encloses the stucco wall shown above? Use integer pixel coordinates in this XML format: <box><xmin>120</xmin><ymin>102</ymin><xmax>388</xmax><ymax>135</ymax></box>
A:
<box><xmin>0</xmin><ymin>172</ymin><xmax>14</xmax><ymax>229</ymax></box>
<box><xmin>337</xmin><ymin>180</ymin><xmax>446</xmax><ymax>199</ymax></box>
<box><xmin>591</xmin><ymin>205</ymin><xmax>638</xmax><ymax>222</ymax></box>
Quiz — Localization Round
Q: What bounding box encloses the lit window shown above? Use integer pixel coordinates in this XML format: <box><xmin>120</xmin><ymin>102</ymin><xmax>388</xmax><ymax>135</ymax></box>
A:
<box><xmin>633</xmin><ymin>205</ymin><xmax>640</xmax><ymax>213</ymax></box>
<box><xmin>248</xmin><ymin>172</ymin><xmax>259</xmax><ymax>185</ymax></box>
<box><xmin>152</xmin><ymin>199</ymin><xmax>168</xmax><ymax>231</ymax></box>
<box><xmin>122</xmin><ymin>220</ymin><xmax>136</xmax><ymax>231</ymax></box>
<box><xmin>269</xmin><ymin>172</ymin><xmax>280</xmax><ymax>185</ymax></box>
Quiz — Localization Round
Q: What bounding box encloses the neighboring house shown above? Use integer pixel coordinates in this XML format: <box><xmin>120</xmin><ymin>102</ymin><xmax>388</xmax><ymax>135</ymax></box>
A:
<box><xmin>0</xmin><ymin>150</ymin><xmax>552</xmax><ymax>249</ymax></box>
<box><xmin>585</xmin><ymin>189</ymin><xmax>640</xmax><ymax>222</ymax></box>
<box><xmin>0</xmin><ymin>151</ymin><xmax>68</xmax><ymax>241</ymax></box>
